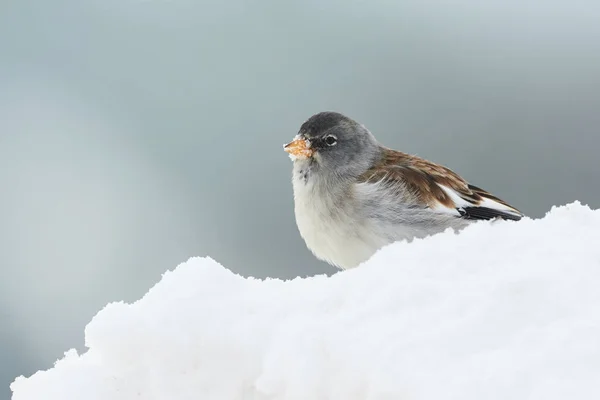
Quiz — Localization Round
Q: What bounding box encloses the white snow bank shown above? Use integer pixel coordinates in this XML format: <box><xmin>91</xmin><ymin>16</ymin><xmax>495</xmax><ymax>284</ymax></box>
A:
<box><xmin>11</xmin><ymin>202</ymin><xmax>600</xmax><ymax>400</ymax></box>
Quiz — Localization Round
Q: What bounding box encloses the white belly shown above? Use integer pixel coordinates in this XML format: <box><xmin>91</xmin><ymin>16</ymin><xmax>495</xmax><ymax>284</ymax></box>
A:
<box><xmin>292</xmin><ymin>177</ymin><xmax>389</xmax><ymax>269</ymax></box>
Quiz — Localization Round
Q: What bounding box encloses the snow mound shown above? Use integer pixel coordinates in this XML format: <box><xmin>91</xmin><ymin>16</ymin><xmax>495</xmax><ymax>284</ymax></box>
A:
<box><xmin>11</xmin><ymin>202</ymin><xmax>600</xmax><ymax>400</ymax></box>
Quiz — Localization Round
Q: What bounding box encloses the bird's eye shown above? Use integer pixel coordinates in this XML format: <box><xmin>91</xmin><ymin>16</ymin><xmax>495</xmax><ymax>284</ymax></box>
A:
<box><xmin>324</xmin><ymin>135</ymin><xmax>337</xmax><ymax>146</ymax></box>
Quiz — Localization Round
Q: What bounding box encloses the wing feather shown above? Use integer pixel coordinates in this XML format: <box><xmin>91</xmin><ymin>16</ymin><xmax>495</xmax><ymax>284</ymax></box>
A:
<box><xmin>358</xmin><ymin>148</ymin><xmax>524</xmax><ymax>221</ymax></box>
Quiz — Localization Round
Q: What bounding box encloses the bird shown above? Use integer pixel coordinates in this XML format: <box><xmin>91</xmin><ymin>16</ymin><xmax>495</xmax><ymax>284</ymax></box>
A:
<box><xmin>283</xmin><ymin>111</ymin><xmax>524</xmax><ymax>270</ymax></box>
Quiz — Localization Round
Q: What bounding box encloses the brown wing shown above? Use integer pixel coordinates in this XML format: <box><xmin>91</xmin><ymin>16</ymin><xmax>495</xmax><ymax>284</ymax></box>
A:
<box><xmin>358</xmin><ymin>148</ymin><xmax>523</xmax><ymax>221</ymax></box>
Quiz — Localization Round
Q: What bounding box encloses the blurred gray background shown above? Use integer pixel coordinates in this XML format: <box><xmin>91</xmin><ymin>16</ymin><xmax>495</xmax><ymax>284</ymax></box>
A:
<box><xmin>1</xmin><ymin>0</ymin><xmax>599</xmax><ymax>398</ymax></box>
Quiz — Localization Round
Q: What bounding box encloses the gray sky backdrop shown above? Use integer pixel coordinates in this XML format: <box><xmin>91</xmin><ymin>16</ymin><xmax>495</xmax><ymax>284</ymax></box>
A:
<box><xmin>1</xmin><ymin>0</ymin><xmax>600</xmax><ymax>398</ymax></box>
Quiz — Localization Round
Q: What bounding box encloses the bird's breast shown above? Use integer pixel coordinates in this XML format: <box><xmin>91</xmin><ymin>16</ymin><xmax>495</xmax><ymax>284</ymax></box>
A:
<box><xmin>291</xmin><ymin>169</ymin><xmax>387</xmax><ymax>269</ymax></box>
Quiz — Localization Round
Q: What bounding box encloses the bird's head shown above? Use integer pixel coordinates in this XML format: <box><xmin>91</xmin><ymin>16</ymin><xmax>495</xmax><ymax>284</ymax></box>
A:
<box><xmin>283</xmin><ymin>111</ymin><xmax>380</xmax><ymax>180</ymax></box>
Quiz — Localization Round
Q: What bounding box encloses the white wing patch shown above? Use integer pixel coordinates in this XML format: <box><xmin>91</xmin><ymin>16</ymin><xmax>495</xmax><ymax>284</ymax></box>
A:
<box><xmin>437</xmin><ymin>184</ymin><xmax>472</xmax><ymax>210</ymax></box>
<box><xmin>429</xmin><ymin>199</ymin><xmax>462</xmax><ymax>216</ymax></box>
<box><xmin>436</xmin><ymin>183</ymin><xmax>522</xmax><ymax>219</ymax></box>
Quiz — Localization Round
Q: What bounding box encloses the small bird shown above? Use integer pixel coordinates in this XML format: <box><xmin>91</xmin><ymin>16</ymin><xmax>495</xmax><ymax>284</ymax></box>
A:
<box><xmin>284</xmin><ymin>111</ymin><xmax>523</xmax><ymax>270</ymax></box>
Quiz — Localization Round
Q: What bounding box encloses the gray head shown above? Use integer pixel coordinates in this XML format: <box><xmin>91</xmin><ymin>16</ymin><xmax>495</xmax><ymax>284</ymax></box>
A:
<box><xmin>284</xmin><ymin>111</ymin><xmax>381</xmax><ymax>181</ymax></box>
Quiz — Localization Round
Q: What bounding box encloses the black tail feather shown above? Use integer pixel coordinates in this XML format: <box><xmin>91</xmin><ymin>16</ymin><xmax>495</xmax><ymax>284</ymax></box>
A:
<box><xmin>457</xmin><ymin>206</ymin><xmax>522</xmax><ymax>221</ymax></box>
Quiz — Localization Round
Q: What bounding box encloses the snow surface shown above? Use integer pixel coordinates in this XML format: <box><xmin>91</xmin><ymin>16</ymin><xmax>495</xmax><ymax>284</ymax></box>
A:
<box><xmin>11</xmin><ymin>202</ymin><xmax>600</xmax><ymax>400</ymax></box>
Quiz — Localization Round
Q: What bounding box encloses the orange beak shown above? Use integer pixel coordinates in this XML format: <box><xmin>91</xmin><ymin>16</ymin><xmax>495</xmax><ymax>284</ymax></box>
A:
<box><xmin>283</xmin><ymin>136</ymin><xmax>314</xmax><ymax>160</ymax></box>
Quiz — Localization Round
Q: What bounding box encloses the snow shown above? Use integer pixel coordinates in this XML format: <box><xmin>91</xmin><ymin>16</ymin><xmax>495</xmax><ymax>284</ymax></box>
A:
<box><xmin>10</xmin><ymin>201</ymin><xmax>600</xmax><ymax>400</ymax></box>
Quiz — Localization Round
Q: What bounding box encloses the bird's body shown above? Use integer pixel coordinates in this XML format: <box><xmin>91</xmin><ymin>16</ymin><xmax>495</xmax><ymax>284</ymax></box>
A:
<box><xmin>285</xmin><ymin>111</ymin><xmax>523</xmax><ymax>269</ymax></box>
